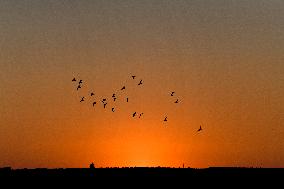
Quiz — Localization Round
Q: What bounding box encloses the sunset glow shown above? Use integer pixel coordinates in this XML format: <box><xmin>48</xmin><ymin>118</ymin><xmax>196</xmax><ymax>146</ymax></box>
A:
<box><xmin>0</xmin><ymin>0</ymin><xmax>283</xmax><ymax>169</ymax></box>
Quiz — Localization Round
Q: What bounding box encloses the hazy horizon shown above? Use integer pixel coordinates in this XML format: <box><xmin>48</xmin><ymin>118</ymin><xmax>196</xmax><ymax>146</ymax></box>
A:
<box><xmin>0</xmin><ymin>0</ymin><xmax>283</xmax><ymax>169</ymax></box>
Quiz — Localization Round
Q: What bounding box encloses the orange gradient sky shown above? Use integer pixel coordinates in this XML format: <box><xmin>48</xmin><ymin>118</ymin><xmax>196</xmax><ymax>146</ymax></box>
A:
<box><xmin>0</xmin><ymin>0</ymin><xmax>283</xmax><ymax>168</ymax></box>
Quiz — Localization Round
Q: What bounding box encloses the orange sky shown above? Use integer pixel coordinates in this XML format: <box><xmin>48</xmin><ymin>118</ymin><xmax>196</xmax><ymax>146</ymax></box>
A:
<box><xmin>0</xmin><ymin>0</ymin><xmax>283</xmax><ymax>168</ymax></box>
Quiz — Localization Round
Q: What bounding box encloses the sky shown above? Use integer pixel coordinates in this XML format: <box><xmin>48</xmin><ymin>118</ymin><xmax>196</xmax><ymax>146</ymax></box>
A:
<box><xmin>0</xmin><ymin>0</ymin><xmax>283</xmax><ymax>168</ymax></box>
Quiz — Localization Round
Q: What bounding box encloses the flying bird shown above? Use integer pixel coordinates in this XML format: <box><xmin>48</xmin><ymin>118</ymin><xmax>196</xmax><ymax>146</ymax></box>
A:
<box><xmin>77</xmin><ymin>85</ymin><xmax>81</xmax><ymax>90</ymax></box>
<box><xmin>72</xmin><ymin>78</ymin><xmax>76</xmax><ymax>82</ymax></box>
<box><xmin>138</xmin><ymin>80</ymin><xmax>143</xmax><ymax>85</ymax></box>
<box><xmin>92</xmin><ymin>101</ymin><xmax>97</xmax><ymax>106</ymax></box>
<box><xmin>80</xmin><ymin>97</ymin><xmax>85</xmax><ymax>102</ymax></box>
<box><xmin>164</xmin><ymin>116</ymin><xmax>168</xmax><ymax>122</ymax></box>
<box><xmin>132</xmin><ymin>112</ymin><xmax>137</xmax><ymax>117</ymax></box>
<box><xmin>102</xmin><ymin>98</ymin><xmax>106</xmax><ymax>102</ymax></box>
<box><xmin>139</xmin><ymin>113</ymin><xmax>144</xmax><ymax>118</ymax></box>
<box><xmin>126</xmin><ymin>97</ymin><xmax>129</xmax><ymax>102</ymax></box>
<box><xmin>174</xmin><ymin>99</ymin><xmax>179</xmax><ymax>103</ymax></box>
<box><xmin>131</xmin><ymin>76</ymin><xmax>136</xmax><ymax>79</ymax></box>
<box><xmin>113</xmin><ymin>97</ymin><xmax>117</xmax><ymax>102</ymax></box>
<box><xmin>121</xmin><ymin>86</ymin><xmax>126</xmax><ymax>90</ymax></box>
<box><xmin>90</xmin><ymin>92</ymin><xmax>95</xmax><ymax>96</ymax></box>
<box><xmin>103</xmin><ymin>103</ymin><xmax>107</xmax><ymax>109</ymax></box>
<box><xmin>112</xmin><ymin>94</ymin><xmax>116</xmax><ymax>98</ymax></box>
<box><xmin>171</xmin><ymin>92</ymin><xmax>175</xmax><ymax>96</ymax></box>
<box><xmin>79</xmin><ymin>80</ymin><xmax>83</xmax><ymax>84</ymax></box>
<box><xmin>197</xmin><ymin>125</ymin><xmax>202</xmax><ymax>132</ymax></box>
<box><xmin>112</xmin><ymin>108</ymin><xmax>115</xmax><ymax>112</ymax></box>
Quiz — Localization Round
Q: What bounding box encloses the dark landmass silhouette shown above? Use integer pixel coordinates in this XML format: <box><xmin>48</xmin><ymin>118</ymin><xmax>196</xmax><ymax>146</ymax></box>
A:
<box><xmin>1</xmin><ymin>166</ymin><xmax>283</xmax><ymax>178</ymax></box>
<box><xmin>1</xmin><ymin>166</ymin><xmax>283</xmax><ymax>187</ymax></box>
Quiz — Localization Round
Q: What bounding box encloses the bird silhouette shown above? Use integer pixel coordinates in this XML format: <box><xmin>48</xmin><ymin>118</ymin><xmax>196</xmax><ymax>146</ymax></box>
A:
<box><xmin>139</xmin><ymin>113</ymin><xmax>144</xmax><ymax>118</ymax></box>
<box><xmin>174</xmin><ymin>99</ymin><xmax>179</xmax><ymax>103</ymax></box>
<box><xmin>132</xmin><ymin>112</ymin><xmax>137</xmax><ymax>117</ymax></box>
<box><xmin>103</xmin><ymin>103</ymin><xmax>107</xmax><ymax>109</ymax></box>
<box><xmin>171</xmin><ymin>92</ymin><xmax>175</xmax><ymax>96</ymax></box>
<box><xmin>126</xmin><ymin>97</ymin><xmax>129</xmax><ymax>102</ymax></box>
<box><xmin>92</xmin><ymin>101</ymin><xmax>97</xmax><ymax>106</ymax></box>
<box><xmin>197</xmin><ymin>125</ymin><xmax>202</xmax><ymax>132</ymax></box>
<box><xmin>77</xmin><ymin>85</ymin><xmax>81</xmax><ymax>90</ymax></box>
<box><xmin>164</xmin><ymin>116</ymin><xmax>168</xmax><ymax>122</ymax></box>
<box><xmin>138</xmin><ymin>80</ymin><xmax>143</xmax><ymax>85</ymax></box>
<box><xmin>121</xmin><ymin>86</ymin><xmax>126</xmax><ymax>90</ymax></box>
<box><xmin>131</xmin><ymin>76</ymin><xmax>136</xmax><ymax>79</ymax></box>
<box><xmin>79</xmin><ymin>80</ymin><xmax>83</xmax><ymax>84</ymax></box>
<box><xmin>102</xmin><ymin>98</ymin><xmax>107</xmax><ymax>102</ymax></box>
<box><xmin>112</xmin><ymin>94</ymin><xmax>116</xmax><ymax>98</ymax></box>
<box><xmin>113</xmin><ymin>97</ymin><xmax>117</xmax><ymax>102</ymax></box>
<box><xmin>72</xmin><ymin>78</ymin><xmax>76</xmax><ymax>82</ymax></box>
<box><xmin>80</xmin><ymin>97</ymin><xmax>85</xmax><ymax>102</ymax></box>
<box><xmin>112</xmin><ymin>108</ymin><xmax>115</xmax><ymax>112</ymax></box>
<box><xmin>90</xmin><ymin>92</ymin><xmax>95</xmax><ymax>96</ymax></box>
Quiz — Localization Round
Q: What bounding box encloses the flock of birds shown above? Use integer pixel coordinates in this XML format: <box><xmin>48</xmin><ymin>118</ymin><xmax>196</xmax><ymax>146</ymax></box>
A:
<box><xmin>71</xmin><ymin>76</ymin><xmax>203</xmax><ymax>132</ymax></box>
